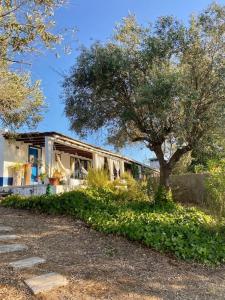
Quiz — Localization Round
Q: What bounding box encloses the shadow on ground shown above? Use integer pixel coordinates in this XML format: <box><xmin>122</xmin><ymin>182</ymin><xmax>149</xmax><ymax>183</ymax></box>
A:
<box><xmin>0</xmin><ymin>206</ymin><xmax>224</xmax><ymax>300</ymax></box>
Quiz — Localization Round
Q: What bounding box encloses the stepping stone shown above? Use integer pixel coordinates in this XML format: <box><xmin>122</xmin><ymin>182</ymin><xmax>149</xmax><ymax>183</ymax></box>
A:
<box><xmin>9</xmin><ymin>257</ymin><xmax>46</xmax><ymax>269</ymax></box>
<box><xmin>0</xmin><ymin>235</ymin><xmax>19</xmax><ymax>241</ymax></box>
<box><xmin>24</xmin><ymin>272</ymin><xmax>68</xmax><ymax>295</ymax></box>
<box><xmin>0</xmin><ymin>226</ymin><xmax>13</xmax><ymax>232</ymax></box>
<box><xmin>0</xmin><ymin>244</ymin><xmax>28</xmax><ymax>254</ymax></box>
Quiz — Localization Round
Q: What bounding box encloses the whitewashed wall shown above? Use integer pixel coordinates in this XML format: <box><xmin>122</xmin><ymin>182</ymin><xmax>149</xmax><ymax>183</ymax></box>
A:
<box><xmin>3</xmin><ymin>140</ymin><xmax>29</xmax><ymax>178</ymax></box>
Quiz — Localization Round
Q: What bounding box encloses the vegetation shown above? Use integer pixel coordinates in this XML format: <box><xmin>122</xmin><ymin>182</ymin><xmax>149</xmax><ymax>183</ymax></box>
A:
<box><xmin>87</xmin><ymin>168</ymin><xmax>110</xmax><ymax>188</ymax></box>
<box><xmin>0</xmin><ymin>0</ymin><xmax>67</xmax><ymax>129</ymax></box>
<box><xmin>63</xmin><ymin>4</ymin><xmax>225</xmax><ymax>188</ymax></box>
<box><xmin>2</xmin><ymin>187</ymin><xmax>225</xmax><ymax>265</ymax></box>
<box><xmin>0</xmin><ymin>65</ymin><xmax>44</xmax><ymax>129</ymax></box>
<box><xmin>189</xmin><ymin>132</ymin><xmax>225</xmax><ymax>173</ymax></box>
<box><xmin>172</xmin><ymin>152</ymin><xmax>193</xmax><ymax>175</ymax></box>
<box><xmin>0</xmin><ymin>1</ymin><xmax>65</xmax><ymax>64</ymax></box>
<box><xmin>205</xmin><ymin>159</ymin><xmax>225</xmax><ymax>218</ymax></box>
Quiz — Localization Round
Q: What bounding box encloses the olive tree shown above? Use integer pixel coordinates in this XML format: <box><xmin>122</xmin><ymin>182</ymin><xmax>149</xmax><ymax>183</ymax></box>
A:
<box><xmin>63</xmin><ymin>4</ymin><xmax>225</xmax><ymax>188</ymax></box>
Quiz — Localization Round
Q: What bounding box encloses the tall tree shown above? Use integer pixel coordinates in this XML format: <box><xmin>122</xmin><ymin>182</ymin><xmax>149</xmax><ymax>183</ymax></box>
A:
<box><xmin>63</xmin><ymin>4</ymin><xmax>225</xmax><ymax>188</ymax></box>
<box><xmin>0</xmin><ymin>0</ymin><xmax>66</xmax><ymax>129</ymax></box>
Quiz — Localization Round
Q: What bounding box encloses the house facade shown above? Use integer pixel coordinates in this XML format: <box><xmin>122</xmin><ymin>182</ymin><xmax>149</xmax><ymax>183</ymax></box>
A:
<box><xmin>0</xmin><ymin>131</ymin><xmax>156</xmax><ymax>195</ymax></box>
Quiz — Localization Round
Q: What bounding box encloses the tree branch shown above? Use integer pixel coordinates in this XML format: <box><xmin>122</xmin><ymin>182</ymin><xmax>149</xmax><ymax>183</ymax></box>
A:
<box><xmin>168</xmin><ymin>145</ymin><xmax>191</xmax><ymax>168</ymax></box>
<box><xmin>0</xmin><ymin>0</ymin><xmax>28</xmax><ymax>18</ymax></box>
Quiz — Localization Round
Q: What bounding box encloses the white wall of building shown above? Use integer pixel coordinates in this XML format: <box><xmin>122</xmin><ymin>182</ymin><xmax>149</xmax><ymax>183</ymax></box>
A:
<box><xmin>3</xmin><ymin>140</ymin><xmax>29</xmax><ymax>178</ymax></box>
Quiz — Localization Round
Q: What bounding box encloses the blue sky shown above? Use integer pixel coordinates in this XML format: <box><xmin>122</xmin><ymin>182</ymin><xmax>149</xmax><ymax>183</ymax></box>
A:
<box><xmin>29</xmin><ymin>0</ymin><xmax>223</xmax><ymax>164</ymax></box>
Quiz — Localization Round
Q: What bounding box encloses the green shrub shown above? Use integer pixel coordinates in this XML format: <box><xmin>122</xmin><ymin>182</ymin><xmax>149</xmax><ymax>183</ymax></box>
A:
<box><xmin>146</xmin><ymin>176</ymin><xmax>159</xmax><ymax>197</ymax></box>
<box><xmin>115</xmin><ymin>172</ymin><xmax>151</xmax><ymax>202</ymax></box>
<box><xmin>154</xmin><ymin>185</ymin><xmax>173</xmax><ymax>206</ymax></box>
<box><xmin>86</xmin><ymin>168</ymin><xmax>110</xmax><ymax>188</ymax></box>
<box><xmin>2</xmin><ymin>188</ymin><xmax>225</xmax><ymax>265</ymax></box>
<box><xmin>205</xmin><ymin>159</ymin><xmax>225</xmax><ymax>217</ymax></box>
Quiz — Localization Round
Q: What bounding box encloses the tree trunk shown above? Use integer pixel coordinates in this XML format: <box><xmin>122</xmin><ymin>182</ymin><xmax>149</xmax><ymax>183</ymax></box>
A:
<box><xmin>159</xmin><ymin>165</ymin><xmax>172</xmax><ymax>189</ymax></box>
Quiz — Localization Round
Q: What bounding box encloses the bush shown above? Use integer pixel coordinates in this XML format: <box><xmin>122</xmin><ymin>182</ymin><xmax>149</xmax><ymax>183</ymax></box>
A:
<box><xmin>154</xmin><ymin>185</ymin><xmax>173</xmax><ymax>206</ymax></box>
<box><xmin>2</xmin><ymin>187</ymin><xmax>225</xmax><ymax>265</ymax></box>
<box><xmin>114</xmin><ymin>172</ymin><xmax>151</xmax><ymax>202</ymax></box>
<box><xmin>205</xmin><ymin>159</ymin><xmax>225</xmax><ymax>218</ymax></box>
<box><xmin>86</xmin><ymin>168</ymin><xmax>110</xmax><ymax>188</ymax></box>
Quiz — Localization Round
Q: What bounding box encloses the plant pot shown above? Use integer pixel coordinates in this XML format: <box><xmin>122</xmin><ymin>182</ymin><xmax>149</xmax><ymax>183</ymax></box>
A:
<box><xmin>49</xmin><ymin>177</ymin><xmax>59</xmax><ymax>186</ymax></box>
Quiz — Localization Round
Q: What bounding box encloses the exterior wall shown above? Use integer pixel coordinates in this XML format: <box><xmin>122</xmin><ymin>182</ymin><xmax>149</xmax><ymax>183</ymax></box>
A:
<box><xmin>0</xmin><ymin>137</ymin><xmax>43</xmax><ymax>186</ymax></box>
<box><xmin>1</xmin><ymin>139</ymin><xmax>29</xmax><ymax>186</ymax></box>
<box><xmin>170</xmin><ymin>173</ymin><xmax>208</xmax><ymax>205</ymax></box>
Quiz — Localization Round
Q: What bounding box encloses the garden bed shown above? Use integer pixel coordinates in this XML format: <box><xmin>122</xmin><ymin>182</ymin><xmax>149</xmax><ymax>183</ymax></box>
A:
<box><xmin>1</xmin><ymin>188</ymin><xmax>225</xmax><ymax>265</ymax></box>
<box><xmin>0</xmin><ymin>205</ymin><xmax>225</xmax><ymax>300</ymax></box>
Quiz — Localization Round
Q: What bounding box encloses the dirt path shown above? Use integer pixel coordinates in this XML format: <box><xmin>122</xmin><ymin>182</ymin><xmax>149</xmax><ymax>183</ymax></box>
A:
<box><xmin>0</xmin><ymin>206</ymin><xmax>224</xmax><ymax>300</ymax></box>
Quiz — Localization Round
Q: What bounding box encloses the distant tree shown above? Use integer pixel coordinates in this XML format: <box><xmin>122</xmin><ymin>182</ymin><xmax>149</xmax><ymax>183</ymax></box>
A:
<box><xmin>0</xmin><ymin>65</ymin><xmax>44</xmax><ymax>129</ymax></box>
<box><xmin>0</xmin><ymin>0</ymin><xmax>67</xmax><ymax>130</ymax></box>
<box><xmin>63</xmin><ymin>4</ymin><xmax>225</xmax><ymax>188</ymax></box>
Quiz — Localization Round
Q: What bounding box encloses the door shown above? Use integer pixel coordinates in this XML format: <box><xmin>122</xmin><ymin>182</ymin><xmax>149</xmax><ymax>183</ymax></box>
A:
<box><xmin>28</xmin><ymin>147</ymin><xmax>39</xmax><ymax>183</ymax></box>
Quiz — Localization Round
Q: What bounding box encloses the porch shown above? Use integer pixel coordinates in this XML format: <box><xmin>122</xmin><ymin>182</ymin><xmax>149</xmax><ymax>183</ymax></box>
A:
<box><xmin>0</xmin><ymin>132</ymin><xmax>131</xmax><ymax>194</ymax></box>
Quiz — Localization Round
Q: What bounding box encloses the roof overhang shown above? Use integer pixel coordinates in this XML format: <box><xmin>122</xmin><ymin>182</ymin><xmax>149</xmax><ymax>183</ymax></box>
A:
<box><xmin>3</xmin><ymin>131</ymin><xmax>158</xmax><ymax>171</ymax></box>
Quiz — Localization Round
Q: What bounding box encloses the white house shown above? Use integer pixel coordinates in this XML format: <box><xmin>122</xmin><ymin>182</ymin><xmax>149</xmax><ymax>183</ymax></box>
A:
<box><xmin>0</xmin><ymin>131</ymin><xmax>156</xmax><ymax>195</ymax></box>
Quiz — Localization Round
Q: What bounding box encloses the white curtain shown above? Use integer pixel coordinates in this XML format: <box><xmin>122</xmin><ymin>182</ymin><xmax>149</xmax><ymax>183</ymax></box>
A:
<box><xmin>97</xmin><ymin>155</ymin><xmax>105</xmax><ymax>169</ymax></box>
<box><xmin>113</xmin><ymin>160</ymin><xmax>120</xmax><ymax>178</ymax></box>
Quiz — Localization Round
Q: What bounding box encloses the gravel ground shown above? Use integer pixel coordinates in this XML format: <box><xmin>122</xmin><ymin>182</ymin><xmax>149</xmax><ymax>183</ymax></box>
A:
<box><xmin>0</xmin><ymin>206</ymin><xmax>225</xmax><ymax>300</ymax></box>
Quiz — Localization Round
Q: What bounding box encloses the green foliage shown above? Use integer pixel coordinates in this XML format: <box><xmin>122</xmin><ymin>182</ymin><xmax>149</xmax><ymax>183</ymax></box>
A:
<box><xmin>86</xmin><ymin>168</ymin><xmax>110</xmax><ymax>188</ymax></box>
<box><xmin>115</xmin><ymin>172</ymin><xmax>150</xmax><ymax>202</ymax></box>
<box><xmin>147</xmin><ymin>176</ymin><xmax>159</xmax><ymax>197</ymax></box>
<box><xmin>172</xmin><ymin>152</ymin><xmax>192</xmax><ymax>175</ymax></box>
<box><xmin>0</xmin><ymin>65</ymin><xmax>44</xmax><ymax>129</ymax></box>
<box><xmin>0</xmin><ymin>1</ymin><xmax>65</xmax><ymax>64</ymax></box>
<box><xmin>154</xmin><ymin>185</ymin><xmax>173</xmax><ymax>206</ymax></box>
<box><xmin>205</xmin><ymin>159</ymin><xmax>225</xmax><ymax>218</ymax></box>
<box><xmin>63</xmin><ymin>4</ymin><xmax>225</xmax><ymax>188</ymax></box>
<box><xmin>46</xmin><ymin>184</ymin><xmax>53</xmax><ymax>196</ymax></box>
<box><xmin>0</xmin><ymin>1</ymin><xmax>69</xmax><ymax>130</ymax></box>
<box><xmin>189</xmin><ymin>131</ymin><xmax>225</xmax><ymax>172</ymax></box>
<box><xmin>130</xmin><ymin>164</ymin><xmax>139</xmax><ymax>179</ymax></box>
<box><xmin>2</xmin><ymin>188</ymin><xmax>225</xmax><ymax>265</ymax></box>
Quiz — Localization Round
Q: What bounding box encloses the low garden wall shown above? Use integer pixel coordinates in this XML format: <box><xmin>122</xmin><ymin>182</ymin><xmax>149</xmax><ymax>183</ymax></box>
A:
<box><xmin>0</xmin><ymin>182</ymin><xmax>85</xmax><ymax>196</ymax></box>
<box><xmin>170</xmin><ymin>173</ymin><xmax>208</xmax><ymax>205</ymax></box>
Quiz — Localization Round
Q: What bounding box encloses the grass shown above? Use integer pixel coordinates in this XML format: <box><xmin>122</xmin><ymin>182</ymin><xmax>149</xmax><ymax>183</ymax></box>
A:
<box><xmin>1</xmin><ymin>187</ymin><xmax>225</xmax><ymax>265</ymax></box>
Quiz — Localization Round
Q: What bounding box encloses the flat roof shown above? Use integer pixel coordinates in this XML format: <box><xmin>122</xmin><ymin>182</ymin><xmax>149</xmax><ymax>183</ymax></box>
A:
<box><xmin>4</xmin><ymin>131</ymin><xmax>157</xmax><ymax>171</ymax></box>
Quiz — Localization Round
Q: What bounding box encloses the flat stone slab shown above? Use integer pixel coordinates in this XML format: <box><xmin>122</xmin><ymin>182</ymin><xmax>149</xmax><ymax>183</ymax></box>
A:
<box><xmin>0</xmin><ymin>244</ymin><xmax>28</xmax><ymax>254</ymax></box>
<box><xmin>0</xmin><ymin>235</ymin><xmax>19</xmax><ymax>241</ymax></box>
<box><xmin>24</xmin><ymin>272</ymin><xmax>68</xmax><ymax>295</ymax></box>
<box><xmin>9</xmin><ymin>257</ymin><xmax>46</xmax><ymax>269</ymax></box>
<box><xmin>0</xmin><ymin>226</ymin><xmax>13</xmax><ymax>232</ymax></box>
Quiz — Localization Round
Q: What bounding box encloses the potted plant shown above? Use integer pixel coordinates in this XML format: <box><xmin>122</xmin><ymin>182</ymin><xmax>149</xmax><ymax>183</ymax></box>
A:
<box><xmin>38</xmin><ymin>172</ymin><xmax>47</xmax><ymax>184</ymax></box>
<box><xmin>48</xmin><ymin>169</ymin><xmax>62</xmax><ymax>186</ymax></box>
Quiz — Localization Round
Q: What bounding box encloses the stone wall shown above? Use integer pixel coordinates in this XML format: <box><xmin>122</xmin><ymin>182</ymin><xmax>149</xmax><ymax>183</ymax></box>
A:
<box><xmin>170</xmin><ymin>173</ymin><xmax>208</xmax><ymax>205</ymax></box>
